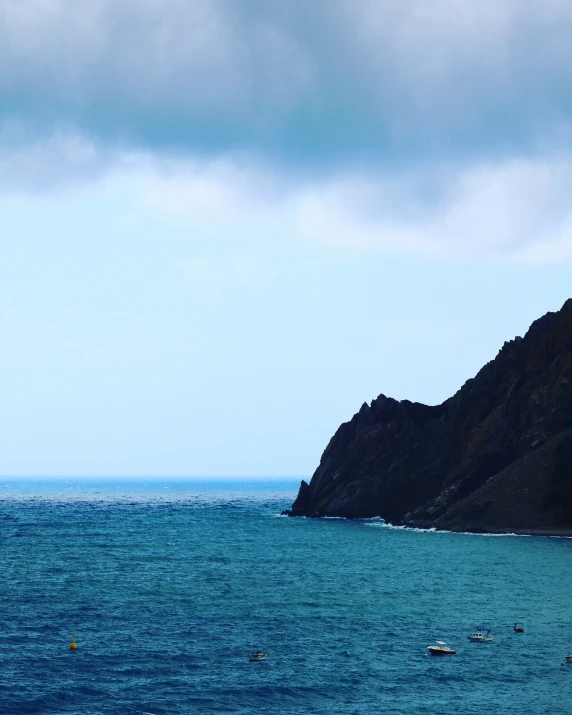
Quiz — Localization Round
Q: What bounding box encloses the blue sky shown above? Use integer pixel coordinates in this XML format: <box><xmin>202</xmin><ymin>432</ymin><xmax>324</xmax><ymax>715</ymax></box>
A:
<box><xmin>1</xmin><ymin>0</ymin><xmax>572</xmax><ymax>476</ymax></box>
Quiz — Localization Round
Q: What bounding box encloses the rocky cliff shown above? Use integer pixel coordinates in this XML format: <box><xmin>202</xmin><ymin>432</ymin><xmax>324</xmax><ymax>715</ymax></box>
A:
<box><xmin>287</xmin><ymin>299</ymin><xmax>572</xmax><ymax>533</ymax></box>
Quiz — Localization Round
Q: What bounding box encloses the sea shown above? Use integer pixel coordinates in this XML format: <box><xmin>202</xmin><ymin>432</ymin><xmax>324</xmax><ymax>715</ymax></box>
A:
<box><xmin>1</xmin><ymin>478</ymin><xmax>571</xmax><ymax>714</ymax></box>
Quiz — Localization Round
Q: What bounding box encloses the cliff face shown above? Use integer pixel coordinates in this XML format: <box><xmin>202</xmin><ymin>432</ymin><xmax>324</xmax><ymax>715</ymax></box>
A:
<box><xmin>288</xmin><ymin>299</ymin><xmax>572</xmax><ymax>532</ymax></box>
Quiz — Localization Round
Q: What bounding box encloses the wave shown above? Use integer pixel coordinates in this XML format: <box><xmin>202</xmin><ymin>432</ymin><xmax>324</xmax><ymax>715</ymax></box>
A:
<box><xmin>364</xmin><ymin>521</ymin><xmax>437</xmax><ymax>533</ymax></box>
<box><xmin>358</xmin><ymin>520</ymin><xmax>534</xmax><ymax>537</ymax></box>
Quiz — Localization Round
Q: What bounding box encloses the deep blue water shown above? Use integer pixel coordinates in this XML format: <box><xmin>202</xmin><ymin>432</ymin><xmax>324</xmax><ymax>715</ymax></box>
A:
<box><xmin>1</xmin><ymin>478</ymin><xmax>572</xmax><ymax>714</ymax></box>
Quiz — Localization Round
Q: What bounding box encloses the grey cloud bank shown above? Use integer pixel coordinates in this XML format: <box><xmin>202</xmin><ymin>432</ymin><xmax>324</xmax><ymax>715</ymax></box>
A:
<box><xmin>2</xmin><ymin>0</ymin><xmax>572</xmax><ymax>167</ymax></box>
<box><xmin>2</xmin><ymin>0</ymin><xmax>572</xmax><ymax>264</ymax></box>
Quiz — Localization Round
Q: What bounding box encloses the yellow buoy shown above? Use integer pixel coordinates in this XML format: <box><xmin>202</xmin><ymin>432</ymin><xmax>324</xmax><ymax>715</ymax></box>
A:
<box><xmin>70</xmin><ymin>629</ymin><xmax>77</xmax><ymax>650</ymax></box>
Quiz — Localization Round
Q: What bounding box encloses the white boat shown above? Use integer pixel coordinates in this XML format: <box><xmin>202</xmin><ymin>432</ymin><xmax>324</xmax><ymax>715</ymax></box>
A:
<box><xmin>565</xmin><ymin>655</ymin><xmax>572</xmax><ymax>663</ymax></box>
<box><xmin>248</xmin><ymin>651</ymin><xmax>267</xmax><ymax>662</ymax></box>
<box><xmin>427</xmin><ymin>641</ymin><xmax>456</xmax><ymax>656</ymax></box>
<box><xmin>467</xmin><ymin>626</ymin><xmax>493</xmax><ymax>642</ymax></box>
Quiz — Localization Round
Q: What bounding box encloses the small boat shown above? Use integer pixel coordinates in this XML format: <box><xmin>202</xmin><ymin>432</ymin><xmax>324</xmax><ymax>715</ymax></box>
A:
<box><xmin>467</xmin><ymin>626</ymin><xmax>493</xmax><ymax>643</ymax></box>
<box><xmin>427</xmin><ymin>641</ymin><xmax>456</xmax><ymax>656</ymax></box>
<box><xmin>565</xmin><ymin>655</ymin><xmax>572</xmax><ymax>664</ymax></box>
<box><xmin>248</xmin><ymin>651</ymin><xmax>267</xmax><ymax>662</ymax></box>
<box><xmin>514</xmin><ymin>623</ymin><xmax>524</xmax><ymax>633</ymax></box>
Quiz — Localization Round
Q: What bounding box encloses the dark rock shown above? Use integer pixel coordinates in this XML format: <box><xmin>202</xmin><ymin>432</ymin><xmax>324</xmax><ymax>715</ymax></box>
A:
<box><xmin>289</xmin><ymin>299</ymin><xmax>572</xmax><ymax>532</ymax></box>
<box><xmin>288</xmin><ymin>479</ymin><xmax>310</xmax><ymax>516</ymax></box>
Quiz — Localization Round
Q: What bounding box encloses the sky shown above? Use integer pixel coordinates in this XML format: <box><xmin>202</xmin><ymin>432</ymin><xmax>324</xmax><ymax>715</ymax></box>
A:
<box><xmin>1</xmin><ymin>0</ymin><xmax>572</xmax><ymax>477</ymax></box>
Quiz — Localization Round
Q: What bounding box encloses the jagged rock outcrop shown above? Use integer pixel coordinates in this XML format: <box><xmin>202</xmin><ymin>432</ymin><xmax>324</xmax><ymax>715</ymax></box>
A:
<box><xmin>287</xmin><ymin>299</ymin><xmax>572</xmax><ymax>533</ymax></box>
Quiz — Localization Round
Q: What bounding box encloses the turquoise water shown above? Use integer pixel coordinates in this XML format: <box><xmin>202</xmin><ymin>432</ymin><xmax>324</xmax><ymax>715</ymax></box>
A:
<box><xmin>1</xmin><ymin>478</ymin><xmax>572</xmax><ymax>714</ymax></box>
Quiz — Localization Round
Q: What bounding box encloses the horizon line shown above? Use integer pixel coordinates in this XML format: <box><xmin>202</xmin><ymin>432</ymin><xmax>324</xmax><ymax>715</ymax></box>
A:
<box><xmin>0</xmin><ymin>474</ymin><xmax>308</xmax><ymax>480</ymax></box>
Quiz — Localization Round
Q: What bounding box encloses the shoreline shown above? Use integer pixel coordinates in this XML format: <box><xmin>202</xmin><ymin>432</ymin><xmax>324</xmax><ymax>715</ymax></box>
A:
<box><xmin>285</xmin><ymin>512</ymin><xmax>572</xmax><ymax>538</ymax></box>
<box><xmin>444</xmin><ymin>526</ymin><xmax>572</xmax><ymax>538</ymax></box>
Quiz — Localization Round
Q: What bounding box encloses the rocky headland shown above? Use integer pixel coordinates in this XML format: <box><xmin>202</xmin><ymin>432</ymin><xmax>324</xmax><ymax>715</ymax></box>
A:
<box><xmin>287</xmin><ymin>299</ymin><xmax>572</xmax><ymax>534</ymax></box>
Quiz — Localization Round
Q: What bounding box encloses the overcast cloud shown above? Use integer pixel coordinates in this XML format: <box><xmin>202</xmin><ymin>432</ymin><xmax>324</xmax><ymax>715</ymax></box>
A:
<box><xmin>3</xmin><ymin>0</ymin><xmax>572</xmax><ymax>162</ymax></box>
<box><xmin>2</xmin><ymin>0</ymin><xmax>572</xmax><ymax>261</ymax></box>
